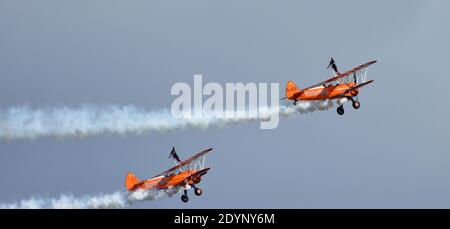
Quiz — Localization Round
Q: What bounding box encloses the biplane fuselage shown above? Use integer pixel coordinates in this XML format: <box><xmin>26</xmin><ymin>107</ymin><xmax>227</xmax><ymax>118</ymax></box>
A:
<box><xmin>286</xmin><ymin>82</ymin><xmax>359</xmax><ymax>101</ymax></box>
<box><xmin>126</xmin><ymin>168</ymin><xmax>210</xmax><ymax>191</ymax></box>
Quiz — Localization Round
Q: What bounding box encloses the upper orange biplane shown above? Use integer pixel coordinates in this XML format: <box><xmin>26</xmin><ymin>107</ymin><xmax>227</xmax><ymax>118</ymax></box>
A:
<box><xmin>283</xmin><ymin>60</ymin><xmax>377</xmax><ymax>115</ymax></box>
<box><xmin>125</xmin><ymin>148</ymin><xmax>213</xmax><ymax>203</ymax></box>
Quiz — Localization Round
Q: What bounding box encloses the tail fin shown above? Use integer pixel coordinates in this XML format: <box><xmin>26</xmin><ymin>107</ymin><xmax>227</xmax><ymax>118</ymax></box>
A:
<box><xmin>285</xmin><ymin>81</ymin><xmax>302</xmax><ymax>99</ymax></box>
<box><xmin>125</xmin><ymin>172</ymin><xmax>140</xmax><ymax>191</ymax></box>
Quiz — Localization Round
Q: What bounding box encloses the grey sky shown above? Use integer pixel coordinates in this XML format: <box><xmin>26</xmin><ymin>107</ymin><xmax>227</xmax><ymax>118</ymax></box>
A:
<box><xmin>0</xmin><ymin>0</ymin><xmax>449</xmax><ymax>208</ymax></box>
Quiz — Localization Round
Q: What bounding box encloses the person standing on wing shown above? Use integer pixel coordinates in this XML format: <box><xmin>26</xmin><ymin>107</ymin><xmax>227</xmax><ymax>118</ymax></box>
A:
<box><xmin>327</xmin><ymin>57</ymin><xmax>341</xmax><ymax>75</ymax></box>
<box><xmin>169</xmin><ymin>147</ymin><xmax>182</xmax><ymax>163</ymax></box>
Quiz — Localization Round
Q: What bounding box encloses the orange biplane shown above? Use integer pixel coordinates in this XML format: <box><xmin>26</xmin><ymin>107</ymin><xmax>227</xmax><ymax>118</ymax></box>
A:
<box><xmin>283</xmin><ymin>60</ymin><xmax>377</xmax><ymax>115</ymax></box>
<box><xmin>125</xmin><ymin>148</ymin><xmax>213</xmax><ymax>203</ymax></box>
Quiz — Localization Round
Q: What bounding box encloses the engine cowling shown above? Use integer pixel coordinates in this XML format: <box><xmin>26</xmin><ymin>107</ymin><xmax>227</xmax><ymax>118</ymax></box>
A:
<box><xmin>192</xmin><ymin>177</ymin><xmax>201</xmax><ymax>184</ymax></box>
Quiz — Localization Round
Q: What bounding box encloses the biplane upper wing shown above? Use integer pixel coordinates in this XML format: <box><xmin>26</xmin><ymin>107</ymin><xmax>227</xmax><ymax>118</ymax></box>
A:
<box><xmin>154</xmin><ymin>148</ymin><xmax>213</xmax><ymax>178</ymax></box>
<box><xmin>303</xmin><ymin>60</ymin><xmax>377</xmax><ymax>90</ymax></box>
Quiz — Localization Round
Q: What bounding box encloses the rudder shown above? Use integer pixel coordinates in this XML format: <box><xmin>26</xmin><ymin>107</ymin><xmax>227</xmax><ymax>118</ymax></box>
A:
<box><xmin>125</xmin><ymin>172</ymin><xmax>140</xmax><ymax>191</ymax></box>
<box><xmin>285</xmin><ymin>81</ymin><xmax>301</xmax><ymax>99</ymax></box>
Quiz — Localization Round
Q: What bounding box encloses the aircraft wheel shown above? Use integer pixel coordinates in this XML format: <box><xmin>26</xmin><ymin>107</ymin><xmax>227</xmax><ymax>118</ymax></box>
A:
<box><xmin>194</xmin><ymin>188</ymin><xmax>203</xmax><ymax>196</ymax></box>
<box><xmin>337</xmin><ymin>106</ymin><xmax>345</xmax><ymax>115</ymax></box>
<box><xmin>181</xmin><ymin>194</ymin><xmax>189</xmax><ymax>203</ymax></box>
<box><xmin>293</xmin><ymin>101</ymin><xmax>298</xmax><ymax>106</ymax></box>
<box><xmin>352</xmin><ymin>101</ymin><xmax>360</xmax><ymax>109</ymax></box>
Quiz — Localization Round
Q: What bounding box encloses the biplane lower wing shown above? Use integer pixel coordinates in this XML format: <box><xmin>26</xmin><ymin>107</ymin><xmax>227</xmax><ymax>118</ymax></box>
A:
<box><xmin>344</xmin><ymin>80</ymin><xmax>374</xmax><ymax>94</ymax></box>
<box><xmin>188</xmin><ymin>167</ymin><xmax>210</xmax><ymax>180</ymax></box>
<box><xmin>332</xmin><ymin>80</ymin><xmax>374</xmax><ymax>99</ymax></box>
<box><xmin>168</xmin><ymin>168</ymin><xmax>211</xmax><ymax>188</ymax></box>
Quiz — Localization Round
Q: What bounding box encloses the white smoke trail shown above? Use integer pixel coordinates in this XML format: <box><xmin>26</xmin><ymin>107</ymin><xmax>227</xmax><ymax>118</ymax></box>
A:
<box><xmin>0</xmin><ymin>102</ymin><xmax>334</xmax><ymax>140</ymax></box>
<box><xmin>279</xmin><ymin>100</ymin><xmax>334</xmax><ymax>116</ymax></box>
<box><xmin>0</xmin><ymin>188</ymin><xmax>183</xmax><ymax>209</ymax></box>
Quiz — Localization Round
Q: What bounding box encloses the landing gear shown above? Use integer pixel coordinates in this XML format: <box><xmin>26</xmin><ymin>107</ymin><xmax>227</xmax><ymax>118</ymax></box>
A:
<box><xmin>347</xmin><ymin>96</ymin><xmax>360</xmax><ymax>110</ymax></box>
<box><xmin>352</xmin><ymin>100</ymin><xmax>360</xmax><ymax>109</ymax></box>
<box><xmin>194</xmin><ymin>188</ymin><xmax>203</xmax><ymax>196</ymax></box>
<box><xmin>293</xmin><ymin>100</ymin><xmax>298</xmax><ymax>105</ymax></box>
<box><xmin>346</xmin><ymin>96</ymin><xmax>361</xmax><ymax>110</ymax></box>
<box><xmin>181</xmin><ymin>190</ymin><xmax>189</xmax><ymax>203</ymax></box>
<box><xmin>191</xmin><ymin>184</ymin><xmax>203</xmax><ymax>196</ymax></box>
<box><xmin>337</xmin><ymin>106</ymin><xmax>344</xmax><ymax>115</ymax></box>
<box><xmin>181</xmin><ymin>185</ymin><xmax>204</xmax><ymax>202</ymax></box>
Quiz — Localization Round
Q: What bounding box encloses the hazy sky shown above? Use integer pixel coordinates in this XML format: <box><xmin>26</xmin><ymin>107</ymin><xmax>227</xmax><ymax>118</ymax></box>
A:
<box><xmin>0</xmin><ymin>0</ymin><xmax>449</xmax><ymax>208</ymax></box>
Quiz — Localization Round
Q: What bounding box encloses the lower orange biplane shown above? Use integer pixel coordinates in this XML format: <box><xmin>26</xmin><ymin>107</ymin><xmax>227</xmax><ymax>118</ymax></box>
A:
<box><xmin>125</xmin><ymin>148</ymin><xmax>213</xmax><ymax>203</ymax></box>
<box><xmin>283</xmin><ymin>60</ymin><xmax>377</xmax><ymax>115</ymax></box>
